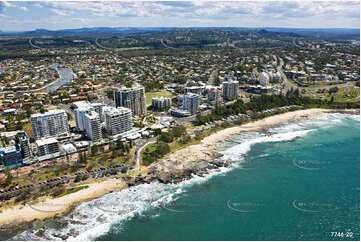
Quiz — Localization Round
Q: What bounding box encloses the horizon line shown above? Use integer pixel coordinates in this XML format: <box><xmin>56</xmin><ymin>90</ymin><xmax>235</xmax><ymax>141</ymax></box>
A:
<box><xmin>2</xmin><ymin>26</ymin><xmax>360</xmax><ymax>33</ymax></box>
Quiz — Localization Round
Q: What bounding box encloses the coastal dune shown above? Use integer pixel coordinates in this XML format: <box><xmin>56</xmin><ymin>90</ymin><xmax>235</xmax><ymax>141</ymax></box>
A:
<box><xmin>0</xmin><ymin>108</ymin><xmax>357</xmax><ymax>226</ymax></box>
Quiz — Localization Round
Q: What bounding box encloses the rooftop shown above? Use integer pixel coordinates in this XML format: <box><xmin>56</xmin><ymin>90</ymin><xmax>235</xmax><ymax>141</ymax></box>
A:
<box><xmin>35</xmin><ymin>137</ymin><xmax>58</xmax><ymax>146</ymax></box>
<box><xmin>0</xmin><ymin>145</ymin><xmax>17</xmax><ymax>154</ymax></box>
<box><xmin>31</xmin><ymin>109</ymin><xmax>66</xmax><ymax>118</ymax></box>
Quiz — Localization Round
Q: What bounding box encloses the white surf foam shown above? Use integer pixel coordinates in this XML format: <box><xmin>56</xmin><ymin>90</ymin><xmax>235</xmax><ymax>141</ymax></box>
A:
<box><xmin>220</xmin><ymin>129</ymin><xmax>313</xmax><ymax>162</ymax></box>
<box><xmin>11</xmin><ymin>111</ymin><xmax>359</xmax><ymax>241</ymax></box>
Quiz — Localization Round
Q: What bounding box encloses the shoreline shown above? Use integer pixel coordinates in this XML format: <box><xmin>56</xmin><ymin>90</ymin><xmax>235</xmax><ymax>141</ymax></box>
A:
<box><xmin>0</xmin><ymin>108</ymin><xmax>359</xmax><ymax>228</ymax></box>
<box><xmin>0</xmin><ymin>179</ymin><xmax>125</xmax><ymax>227</ymax></box>
<box><xmin>133</xmin><ymin>108</ymin><xmax>339</xmax><ymax>185</ymax></box>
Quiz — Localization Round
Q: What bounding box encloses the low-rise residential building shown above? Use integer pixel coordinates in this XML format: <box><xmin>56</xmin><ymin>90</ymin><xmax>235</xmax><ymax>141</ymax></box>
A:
<box><xmin>207</xmin><ymin>87</ymin><xmax>222</xmax><ymax>104</ymax></box>
<box><xmin>170</xmin><ymin>107</ymin><xmax>191</xmax><ymax>117</ymax></box>
<box><xmin>35</xmin><ymin>137</ymin><xmax>60</xmax><ymax>159</ymax></box>
<box><xmin>0</xmin><ymin>145</ymin><xmax>22</xmax><ymax>167</ymax></box>
<box><xmin>184</xmin><ymin>86</ymin><xmax>202</xmax><ymax>95</ymax></box>
<box><xmin>60</xmin><ymin>143</ymin><xmax>77</xmax><ymax>154</ymax></box>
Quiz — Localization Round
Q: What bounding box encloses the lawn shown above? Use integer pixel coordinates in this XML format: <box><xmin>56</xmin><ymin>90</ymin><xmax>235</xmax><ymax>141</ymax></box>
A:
<box><xmin>324</xmin><ymin>87</ymin><xmax>360</xmax><ymax>103</ymax></box>
<box><xmin>145</xmin><ymin>90</ymin><xmax>173</xmax><ymax>105</ymax></box>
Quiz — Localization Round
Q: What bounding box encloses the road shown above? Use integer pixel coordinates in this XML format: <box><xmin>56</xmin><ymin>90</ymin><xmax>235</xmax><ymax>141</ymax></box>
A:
<box><xmin>28</xmin><ymin>38</ymin><xmax>43</xmax><ymax>49</ymax></box>
<box><xmin>160</xmin><ymin>39</ymin><xmax>176</xmax><ymax>49</ymax></box>
<box><xmin>277</xmin><ymin>57</ymin><xmax>299</xmax><ymax>93</ymax></box>
<box><xmin>133</xmin><ymin>138</ymin><xmax>157</xmax><ymax>173</ymax></box>
<box><xmin>95</xmin><ymin>38</ymin><xmax>113</xmax><ymax>50</ymax></box>
<box><xmin>208</xmin><ymin>69</ymin><xmax>218</xmax><ymax>85</ymax></box>
<box><xmin>277</xmin><ymin>56</ymin><xmax>356</xmax><ymax>93</ymax></box>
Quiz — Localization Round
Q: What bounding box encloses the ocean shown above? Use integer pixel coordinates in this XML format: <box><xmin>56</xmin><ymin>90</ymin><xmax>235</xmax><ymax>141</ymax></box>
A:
<box><xmin>10</xmin><ymin>113</ymin><xmax>360</xmax><ymax>241</ymax></box>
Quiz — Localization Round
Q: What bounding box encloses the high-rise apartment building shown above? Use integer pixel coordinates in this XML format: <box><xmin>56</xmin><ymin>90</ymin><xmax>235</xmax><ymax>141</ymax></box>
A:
<box><xmin>84</xmin><ymin>111</ymin><xmax>102</xmax><ymax>141</ymax></box>
<box><xmin>259</xmin><ymin>72</ymin><xmax>270</xmax><ymax>86</ymax></box>
<box><xmin>74</xmin><ymin>102</ymin><xmax>106</xmax><ymax>131</ymax></box>
<box><xmin>182</xmin><ymin>93</ymin><xmax>199</xmax><ymax>114</ymax></box>
<box><xmin>222</xmin><ymin>81</ymin><xmax>239</xmax><ymax>100</ymax></box>
<box><xmin>152</xmin><ymin>97</ymin><xmax>172</xmax><ymax>111</ymax></box>
<box><xmin>16</xmin><ymin>131</ymin><xmax>32</xmax><ymax>162</ymax></box>
<box><xmin>105</xmin><ymin>107</ymin><xmax>132</xmax><ymax>136</ymax></box>
<box><xmin>114</xmin><ymin>85</ymin><xmax>146</xmax><ymax>116</ymax></box>
<box><xmin>30</xmin><ymin>109</ymin><xmax>69</xmax><ymax>140</ymax></box>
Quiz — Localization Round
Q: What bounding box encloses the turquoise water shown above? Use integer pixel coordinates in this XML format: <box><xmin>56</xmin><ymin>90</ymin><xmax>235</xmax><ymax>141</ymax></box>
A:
<box><xmin>97</xmin><ymin>114</ymin><xmax>360</xmax><ymax>241</ymax></box>
<box><xmin>11</xmin><ymin>113</ymin><xmax>360</xmax><ymax>241</ymax></box>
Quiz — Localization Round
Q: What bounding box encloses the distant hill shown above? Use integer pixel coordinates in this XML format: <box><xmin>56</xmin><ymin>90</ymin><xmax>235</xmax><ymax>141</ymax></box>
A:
<box><xmin>0</xmin><ymin>27</ymin><xmax>359</xmax><ymax>40</ymax></box>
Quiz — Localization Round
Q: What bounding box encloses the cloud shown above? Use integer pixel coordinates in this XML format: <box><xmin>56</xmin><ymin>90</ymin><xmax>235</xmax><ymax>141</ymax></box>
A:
<box><xmin>1</xmin><ymin>1</ymin><xmax>28</xmax><ymax>11</ymax></box>
<box><xmin>28</xmin><ymin>3</ymin><xmax>43</xmax><ymax>8</ymax></box>
<box><xmin>51</xmin><ymin>8</ymin><xmax>71</xmax><ymax>16</ymax></box>
<box><xmin>1</xmin><ymin>1</ymin><xmax>359</xmax><ymax>30</ymax></box>
<box><xmin>29</xmin><ymin>1</ymin><xmax>361</xmax><ymax>21</ymax></box>
<box><xmin>2</xmin><ymin>1</ymin><xmax>16</xmax><ymax>8</ymax></box>
<box><xmin>19</xmin><ymin>6</ymin><xmax>28</xmax><ymax>11</ymax></box>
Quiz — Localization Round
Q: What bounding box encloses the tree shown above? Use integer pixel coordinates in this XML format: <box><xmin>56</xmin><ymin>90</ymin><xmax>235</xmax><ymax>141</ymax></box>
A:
<box><xmin>328</xmin><ymin>87</ymin><xmax>339</xmax><ymax>94</ymax></box>
<box><xmin>154</xmin><ymin>128</ymin><xmax>162</xmax><ymax>136</ymax></box>
<box><xmin>111</xmin><ymin>150</ymin><xmax>118</xmax><ymax>159</ymax></box>
<box><xmin>155</xmin><ymin>142</ymin><xmax>170</xmax><ymax>156</ymax></box>
<box><xmin>171</xmin><ymin>125</ymin><xmax>186</xmax><ymax>137</ymax></box>
<box><xmin>91</xmin><ymin>145</ymin><xmax>98</xmax><ymax>156</ymax></box>
<box><xmin>3</xmin><ymin>170</ymin><xmax>13</xmax><ymax>187</ymax></box>
<box><xmin>51</xmin><ymin>185</ymin><xmax>65</xmax><ymax>197</ymax></box>
<box><xmin>15</xmin><ymin>189</ymin><xmax>31</xmax><ymax>203</ymax></box>
<box><xmin>159</xmin><ymin>132</ymin><xmax>174</xmax><ymax>143</ymax></box>
<box><xmin>116</xmin><ymin>139</ymin><xmax>124</xmax><ymax>151</ymax></box>
<box><xmin>121</xmin><ymin>167</ymin><xmax>128</xmax><ymax>173</ymax></box>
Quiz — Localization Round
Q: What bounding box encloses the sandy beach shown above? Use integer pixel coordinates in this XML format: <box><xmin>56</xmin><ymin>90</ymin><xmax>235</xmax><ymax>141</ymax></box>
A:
<box><xmin>0</xmin><ymin>179</ymin><xmax>125</xmax><ymax>226</ymax></box>
<box><xmin>0</xmin><ymin>108</ymin><xmax>357</xmax><ymax>226</ymax></box>
<box><xmin>146</xmin><ymin>108</ymin><xmax>333</xmax><ymax>172</ymax></box>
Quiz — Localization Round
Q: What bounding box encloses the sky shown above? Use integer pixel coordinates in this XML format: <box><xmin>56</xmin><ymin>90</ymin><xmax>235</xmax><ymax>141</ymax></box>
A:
<box><xmin>0</xmin><ymin>0</ymin><xmax>359</xmax><ymax>31</ymax></box>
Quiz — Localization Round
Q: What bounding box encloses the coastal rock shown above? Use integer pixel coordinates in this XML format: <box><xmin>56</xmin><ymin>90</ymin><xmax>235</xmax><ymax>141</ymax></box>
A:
<box><xmin>67</xmin><ymin>228</ymin><xmax>79</xmax><ymax>237</ymax></box>
<box><xmin>35</xmin><ymin>229</ymin><xmax>45</xmax><ymax>238</ymax></box>
<box><xmin>53</xmin><ymin>233</ymin><xmax>69</xmax><ymax>240</ymax></box>
<box><xmin>96</xmin><ymin>215</ymin><xmax>106</xmax><ymax>222</ymax></box>
<box><xmin>69</xmin><ymin>220</ymin><xmax>86</xmax><ymax>225</ymax></box>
